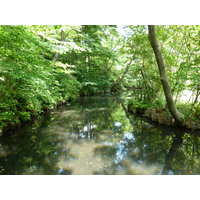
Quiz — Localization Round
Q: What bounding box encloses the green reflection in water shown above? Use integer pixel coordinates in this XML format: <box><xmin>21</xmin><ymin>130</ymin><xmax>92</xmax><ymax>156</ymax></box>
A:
<box><xmin>0</xmin><ymin>96</ymin><xmax>199</xmax><ymax>175</ymax></box>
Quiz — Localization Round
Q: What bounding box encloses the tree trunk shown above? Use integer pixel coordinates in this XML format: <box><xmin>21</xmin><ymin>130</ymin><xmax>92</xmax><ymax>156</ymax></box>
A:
<box><xmin>119</xmin><ymin>59</ymin><xmax>133</xmax><ymax>82</ymax></box>
<box><xmin>193</xmin><ymin>85</ymin><xmax>200</xmax><ymax>106</ymax></box>
<box><xmin>148</xmin><ymin>25</ymin><xmax>185</xmax><ymax>126</ymax></box>
<box><xmin>111</xmin><ymin>57</ymin><xmax>134</xmax><ymax>92</ymax></box>
<box><xmin>52</xmin><ymin>29</ymin><xmax>67</xmax><ymax>62</ymax></box>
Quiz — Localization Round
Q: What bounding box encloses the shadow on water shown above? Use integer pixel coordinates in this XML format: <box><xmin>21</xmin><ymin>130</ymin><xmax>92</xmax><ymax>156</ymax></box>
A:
<box><xmin>0</xmin><ymin>95</ymin><xmax>199</xmax><ymax>175</ymax></box>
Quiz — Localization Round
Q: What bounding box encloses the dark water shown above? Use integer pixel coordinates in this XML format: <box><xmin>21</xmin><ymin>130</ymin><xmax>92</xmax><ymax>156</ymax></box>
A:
<box><xmin>0</xmin><ymin>96</ymin><xmax>199</xmax><ymax>175</ymax></box>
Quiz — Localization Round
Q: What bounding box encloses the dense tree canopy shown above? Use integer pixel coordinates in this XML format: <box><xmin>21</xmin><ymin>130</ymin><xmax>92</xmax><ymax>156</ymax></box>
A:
<box><xmin>0</xmin><ymin>25</ymin><xmax>199</xmax><ymax>133</ymax></box>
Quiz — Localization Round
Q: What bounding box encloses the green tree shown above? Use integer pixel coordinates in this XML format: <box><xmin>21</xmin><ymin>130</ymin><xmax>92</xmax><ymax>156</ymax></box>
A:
<box><xmin>148</xmin><ymin>25</ymin><xmax>185</xmax><ymax>126</ymax></box>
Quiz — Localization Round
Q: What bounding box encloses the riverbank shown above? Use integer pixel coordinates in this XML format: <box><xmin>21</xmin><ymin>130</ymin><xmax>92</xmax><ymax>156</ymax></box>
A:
<box><xmin>127</xmin><ymin>103</ymin><xmax>200</xmax><ymax>130</ymax></box>
<box><xmin>0</xmin><ymin>93</ymin><xmax>112</xmax><ymax>136</ymax></box>
<box><xmin>0</xmin><ymin>99</ymin><xmax>75</xmax><ymax>136</ymax></box>
<box><xmin>1</xmin><ymin>95</ymin><xmax>199</xmax><ymax>175</ymax></box>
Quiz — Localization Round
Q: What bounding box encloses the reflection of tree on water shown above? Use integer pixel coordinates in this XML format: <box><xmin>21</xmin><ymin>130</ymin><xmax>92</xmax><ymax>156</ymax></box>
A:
<box><xmin>161</xmin><ymin>131</ymin><xmax>200</xmax><ymax>175</ymax></box>
<box><xmin>121</xmin><ymin>102</ymin><xmax>200</xmax><ymax>175</ymax></box>
<box><xmin>0</xmin><ymin>96</ymin><xmax>199</xmax><ymax>175</ymax></box>
<box><xmin>0</xmin><ymin>116</ymin><xmax>73</xmax><ymax>175</ymax></box>
<box><xmin>161</xmin><ymin>132</ymin><xmax>183</xmax><ymax>175</ymax></box>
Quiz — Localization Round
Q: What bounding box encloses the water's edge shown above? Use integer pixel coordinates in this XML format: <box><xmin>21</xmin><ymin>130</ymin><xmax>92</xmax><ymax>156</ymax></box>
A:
<box><xmin>0</xmin><ymin>96</ymin><xmax>199</xmax><ymax>175</ymax></box>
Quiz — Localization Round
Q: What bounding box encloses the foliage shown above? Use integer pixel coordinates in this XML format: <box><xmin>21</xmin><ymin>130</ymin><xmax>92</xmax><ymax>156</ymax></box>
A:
<box><xmin>0</xmin><ymin>25</ymin><xmax>80</xmax><ymax>131</ymax></box>
<box><xmin>0</xmin><ymin>25</ymin><xmax>199</xmax><ymax>132</ymax></box>
<box><xmin>177</xmin><ymin>103</ymin><xmax>200</xmax><ymax>121</ymax></box>
<box><xmin>127</xmin><ymin>100</ymin><xmax>149</xmax><ymax>114</ymax></box>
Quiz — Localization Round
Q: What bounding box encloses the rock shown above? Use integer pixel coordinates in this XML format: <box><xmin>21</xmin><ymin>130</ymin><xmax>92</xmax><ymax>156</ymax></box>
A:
<box><xmin>165</xmin><ymin>116</ymin><xmax>172</xmax><ymax>126</ymax></box>
<box><xmin>142</xmin><ymin>107</ymin><xmax>200</xmax><ymax>130</ymax></box>
<box><xmin>186</xmin><ymin>122</ymin><xmax>191</xmax><ymax>129</ymax></box>
<box><xmin>186</xmin><ymin>122</ymin><xmax>196</xmax><ymax>129</ymax></box>
<box><xmin>151</xmin><ymin>109</ymin><xmax>158</xmax><ymax>122</ymax></box>
<box><xmin>196</xmin><ymin>122</ymin><xmax>200</xmax><ymax>129</ymax></box>
<box><xmin>143</xmin><ymin>109</ymin><xmax>151</xmax><ymax>118</ymax></box>
<box><xmin>191</xmin><ymin>122</ymin><xmax>196</xmax><ymax>130</ymax></box>
<box><xmin>156</xmin><ymin>108</ymin><xmax>161</xmax><ymax>113</ymax></box>
<box><xmin>156</xmin><ymin>107</ymin><xmax>166</xmax><ymax>113</ymax></box>
<box><xmin>158</xmin><ymin>111</ymin><xmax>167</xmax><ymax>124</ymax></box>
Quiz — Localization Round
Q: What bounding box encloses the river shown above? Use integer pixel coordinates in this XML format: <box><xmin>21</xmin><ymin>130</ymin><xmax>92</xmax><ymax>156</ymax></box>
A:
<box><xmin>0</xmin><ymin>95</ymin><xmax>199</xmax><ymax>175</ymax></box>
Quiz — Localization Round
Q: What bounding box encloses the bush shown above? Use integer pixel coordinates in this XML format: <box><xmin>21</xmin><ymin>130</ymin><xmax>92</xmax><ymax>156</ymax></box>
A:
<box><xmin>127</xmin><ymin>100</ymin><xmax>148</xmax><ymax>114</ymax></box>
<box><xmin>0</xmin><ymin>25</ymin><xmax>81</xmax><ymax>133</ymax></box>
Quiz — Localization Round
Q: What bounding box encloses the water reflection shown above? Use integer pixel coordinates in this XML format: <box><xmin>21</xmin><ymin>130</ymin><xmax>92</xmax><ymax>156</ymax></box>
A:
<box><xmin>0</xmin><ymin>96</ymin><xmax>199</xmax><ymax>175</ymax></box>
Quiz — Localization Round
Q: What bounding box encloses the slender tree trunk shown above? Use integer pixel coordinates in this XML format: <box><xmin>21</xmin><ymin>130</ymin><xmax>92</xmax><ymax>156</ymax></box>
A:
<box><xmin>52</xmin><ymin>29</ymin><xmax>67</xmax><ymax>62</ymax></box>
<box><xmin>193</xmin><ymin>85</ymin><xmax>200</xmax><ymax>106</ymax></box>
<box><xmin>148</xmin><ymin>25</ymin><xmax>185</xmax><ymax>126</ymax></box>
<box><xmin>119</xmin><ymin>58</ymin><xmax>134</xmax><ymax>82</ymax></box>
<box><xmin>111</xmin><ymin>57</ymin><xmax>134</xmax><ymax>91</ymax></box>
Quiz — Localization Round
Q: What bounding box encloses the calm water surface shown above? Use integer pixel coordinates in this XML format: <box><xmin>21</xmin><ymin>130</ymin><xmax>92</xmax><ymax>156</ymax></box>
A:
<box><xmin>0</xmin><ymin>96</ymin><xmax>199</xmax><ymax>175</ymax></box>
